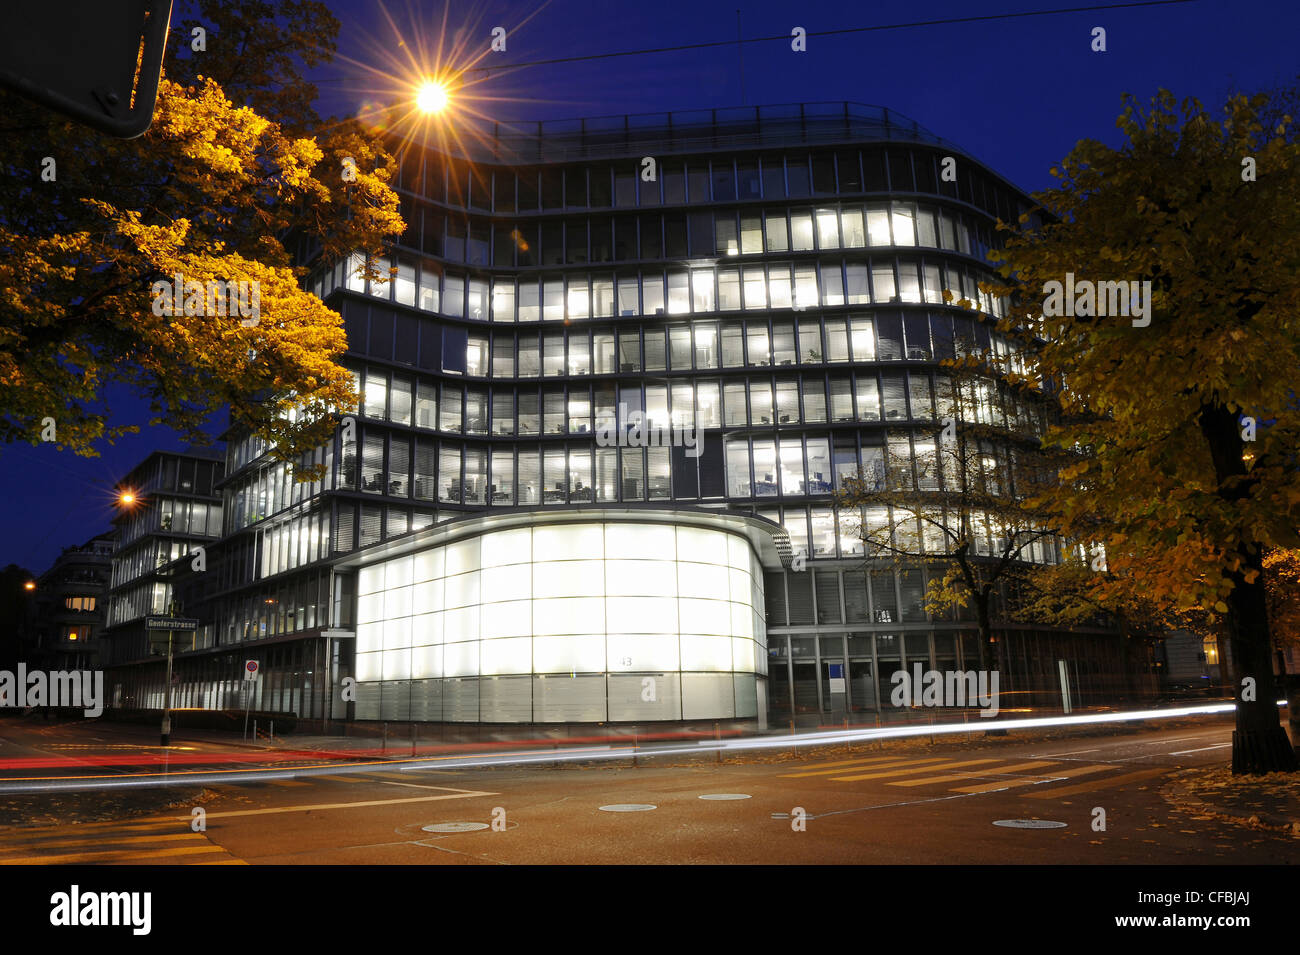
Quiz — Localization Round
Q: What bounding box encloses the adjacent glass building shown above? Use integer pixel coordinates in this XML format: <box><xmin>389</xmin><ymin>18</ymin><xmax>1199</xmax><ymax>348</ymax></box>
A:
<box><xmin>105</xmin><ymin>103</ymin><xmax>1125</xmax><ymax>727</ymax></box>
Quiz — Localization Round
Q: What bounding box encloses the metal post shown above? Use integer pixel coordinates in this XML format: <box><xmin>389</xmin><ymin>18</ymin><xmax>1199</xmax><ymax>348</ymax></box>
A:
<box><xmin>269</xmin><ymin>720</ymin><xmax>274</xmax><ymax>744</ymax></box>
<box><xmin>411</xmin><ymin>722</ymin><xmax>417</xmax><ymax>755</ymax></box>
<box><xmin>160</xmin><ymin>629</ymin><xmax>174</xmax><ymax>746</ymax></box>
<box><xmin>243</xmin><ymin>681</ymin><xmax>251</xmax><ymax>740</ymax></box>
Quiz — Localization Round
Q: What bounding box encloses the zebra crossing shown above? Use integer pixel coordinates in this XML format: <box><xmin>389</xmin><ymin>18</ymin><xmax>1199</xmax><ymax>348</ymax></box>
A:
<box><xmin>779</xmin><ymin>753</ymin><xmax>1170</xmax><ymax>797</ymax></box>
<box><xmin>0</xmin><ymin>818</ymin><xmax>244</xmax><ymax>865</ymax></box>
<box><xmin>0</xmin><ymin>771</ymin><xmax>470</xmax><ymax>864</ymax></box>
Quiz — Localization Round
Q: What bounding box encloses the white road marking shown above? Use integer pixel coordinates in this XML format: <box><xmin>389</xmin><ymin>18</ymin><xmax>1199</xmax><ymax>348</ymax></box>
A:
<box><xmin>1127</xmin><ymin>735</ymin><xmax>1207</xmax><ymax>745</ymax></box>
<box><xmin>377</xmin><ymin>780</ymin><xmax>474</xmax><ymax>791</ymax></box>
<box><xmin>1032</xmin><ymin>748</ymin><xmax>1101</xmax><ymax>757</ymax></box>
<box><xmin>1116</xmin><ymin>742</ymin><xmax>1231</xmax><ymax>761</ymax></box>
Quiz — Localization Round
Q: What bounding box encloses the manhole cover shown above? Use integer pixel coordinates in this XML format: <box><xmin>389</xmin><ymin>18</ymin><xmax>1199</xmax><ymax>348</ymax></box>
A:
<box><xmin>993</xmin><ymin>819</ymin><xmax>1067</xmax><ymax>829</ymax></box>
<box><xmin>699</xmin><ymin>794</ymin><xmax>751</xmax><ymax>801</ymax></box>
<box><xmin>422</xmin><ymin>822</ymin><xmax>489</xmax><ymax>833</ymax></box>
<box><xmin>599</xmin><ymin>804</ymin><xmax>657</xmax><ymax>812</ymax></box>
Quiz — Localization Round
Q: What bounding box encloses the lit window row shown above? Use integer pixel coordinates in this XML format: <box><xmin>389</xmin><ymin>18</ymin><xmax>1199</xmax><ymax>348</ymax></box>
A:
<box><xmin>398</xmin><ymin>200</ymin><xmax>996</xmax><ymax>268</ymax></box>
<box><xmin>755</xmin><ymin>504</ymin><xmax>1063</xmax><ymax>564</ymax></box>
<box><xmin>107</xmin><ymin>581</ymin><xmax>170</xmax><ymax>626</ymax></box>
<box><xmin>321</xmin><ymin>252</ymin><xmax>1007</xmax><ymax>323</ymax></box>
<box><xmin>227</xmin><ymin>447</ymin><xmax>331</xmax><ymax>530</ymax></box>
<box><xmin>258</xmin><ymin>509</ymin><xmax>332</xmax><ymax>579</ymax></box>
<box><xmin>347</xmin><ymin>366</ymin><xmax>1046</xmax><ymax>439</ymax></box>
<box><xmin>114</xmin><ymin>496</ymin><xmax>224</xmax><ymax>548</ymax></box>
<box><xmin>110</xmin><ymin>538</ymin><xmax>195</xmax><ymax>588</ymax></box>
<box><xmin>351</xmin><ymin>313</ymin><xmax>1028</xmax><ymax>396</ymax></box>
<box><xmin>332</xmin><ymin>419</ymin><xmax>1031</xmax><ymax>512</ymax></box>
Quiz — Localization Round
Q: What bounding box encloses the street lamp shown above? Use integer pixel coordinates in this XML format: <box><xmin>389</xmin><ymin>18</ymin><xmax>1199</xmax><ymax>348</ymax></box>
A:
<box><xmin>415</xmin><ymin>78</ymin><xmax>451</xmax><ymax>115</ymax></box>
<box><xmin>23</xmin><ymin>581</ymin><xmax>35</xmax><ymax>591</ymax></box>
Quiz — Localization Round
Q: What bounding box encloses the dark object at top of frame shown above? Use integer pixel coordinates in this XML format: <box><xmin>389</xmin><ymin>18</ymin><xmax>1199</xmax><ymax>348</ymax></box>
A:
<box><xmin>0</xmin><ymin>0</ymin><xmax>172</xmax><ymax>138</ymax></box>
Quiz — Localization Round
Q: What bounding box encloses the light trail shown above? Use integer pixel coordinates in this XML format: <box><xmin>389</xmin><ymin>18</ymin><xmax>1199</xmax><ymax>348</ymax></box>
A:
<box><xmin>0</xmin><ymin>701</ymin><xmax>1245</xmax><ymax>794</ymax></box>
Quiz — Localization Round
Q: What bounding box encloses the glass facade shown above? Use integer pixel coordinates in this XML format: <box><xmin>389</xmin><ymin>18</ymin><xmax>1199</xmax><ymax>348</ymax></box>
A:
<box><xmin>352</xmin><ymin>519</ymin><xmax>766</xmax><ymax>722</ymax></box>
<box><xmin>105</xmin><ymin>102</ymin><xmax>1126</xmax><ymax>725</ymax></box>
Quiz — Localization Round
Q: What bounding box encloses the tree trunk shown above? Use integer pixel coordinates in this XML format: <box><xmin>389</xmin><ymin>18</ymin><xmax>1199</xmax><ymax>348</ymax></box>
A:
<box><xmin>975</xmin><ymin>588</ymin><xmax>1005</xmax><ymax>733</ymax></box>
<box><xmin>1226</xmin><ymin>542</ymin><xmax>1298</xmax><ymax>774</ymax></box>
<box><xmin>976</xmin><ymin>590</ymin><xmax>994</xmax><ymax>670</ymax></box>
<box><xmin>1199</xmin><ymin>401</ymin><xmax>1298</xmax><ymax>774</ymax></box>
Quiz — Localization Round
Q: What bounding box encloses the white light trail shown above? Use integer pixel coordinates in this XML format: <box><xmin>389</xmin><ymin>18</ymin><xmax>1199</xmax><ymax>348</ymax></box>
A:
<box><xmin>0</xmin><ymin>701</ymin><xmax>1247</xmax><ymax>794</ymax></box>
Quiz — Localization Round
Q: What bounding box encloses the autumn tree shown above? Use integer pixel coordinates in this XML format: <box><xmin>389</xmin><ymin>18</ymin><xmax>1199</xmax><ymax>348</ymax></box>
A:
<box><xmin>990</xmin><ymin>90</ymin><xmax>1300</xmax><ymax>773</ymax></box>
<box><xmin>837</xmin><ymin>338</ymin><xmax>1063</xmax><ymax>676</ymax></box>
<box><xmin>1263</xmin><ymin>549</ymin><xmax>1300</xmax><ymax>652</ymax></box>
<box><xmin>0</xmin><ymin>0</ymin><xmax>404</xmax><ymax>470</ymax></box>
<box><xmin>165</xmin><ymin>0</ymin><xmax>340</xmax><ymax>135</ymax></box>
<box><xmin>1009</xmin><ymin>557</ymin><xmax>1214</xmax><ymax>699</ymax></box>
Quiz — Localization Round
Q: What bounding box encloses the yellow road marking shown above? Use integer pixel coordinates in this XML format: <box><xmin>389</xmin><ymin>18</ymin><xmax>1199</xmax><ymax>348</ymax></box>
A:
<box><xmin>267</xmin><ymin>779</ymin><xmax>311</xmax><ymax>787</ymax></box>
<box><xmin>949</xmin><ymin>761</ymin><xmax>1061</xmax><ymax>794</ymax></box>
<box><xmin>1023</xmin><ymin>768</ymin><xmax>1169</xmax><ymax>799</ymax></box>
<box><xmin>781</xmin><ymin>757</ymin><xmax>948</xmax><ymax>779</ymax></box>
<box><xmin>175</xmin><ymin>788</ymin><xmax>498</xmax><ymax>820</ymax></box>
<box><xmin>889</xmin><ymin>774</ymin><xmax>982</xmax><ymax>787</ymax></box>
<box><xmin>781</xmin><ymin>755</ymin><xmax>907</xmax><ymax>771</ymax></box>
<box><xmin>0</xmin><ymin>832</ymin><xmax>206</xmax><ymax>853</ymax></box>
<box><xmin>1</xmin><ymin>818</ymin><xmax>178</xmax><ymax>835</ymax></box>
<box><xmin>833</xmin><ymin>758</ymin><xmax>1002</xmax><ymax>782</ymax></box>
<box><xmin>0</xmin><ymin>844</ymin><xmax>228</xmax><ymax>865</ymax></box>
<box><xmin>1040</xmin><ymin>764</ymin><xmax>1116</xmax><ymax>781</ymax></box>
<box><xmin>890</xmin><ymin>763</ymin><xmax>1117</xmax><ymax>789</ymax></box>
<box><xmin>317</xmin><ymin>775</ymin><xmax>366</xmax><ymax>783</ymax></box>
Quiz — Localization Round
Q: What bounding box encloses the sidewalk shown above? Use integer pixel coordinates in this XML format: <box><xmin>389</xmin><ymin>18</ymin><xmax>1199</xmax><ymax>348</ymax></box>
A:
<box><xmin>1163</xmin><ymin>765</ymin><xmax>1300</xmax><ymax>834</ymax></box>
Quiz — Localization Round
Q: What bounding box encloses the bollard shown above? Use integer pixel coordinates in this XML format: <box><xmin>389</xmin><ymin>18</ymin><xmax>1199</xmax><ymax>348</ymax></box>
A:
<box><xmin>382</xmin><ymin>721</ymin><xmax>388</xmax><ymax>753</ymax></box>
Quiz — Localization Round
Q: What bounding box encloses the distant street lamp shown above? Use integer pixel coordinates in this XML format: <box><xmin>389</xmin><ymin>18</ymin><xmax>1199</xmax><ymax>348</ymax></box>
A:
<box><xmin>23</xmin><ymin>581</ymin><xmax>35</xmax><ymax>591</ymax></box>
<box><xmin>117</xmin><ymin>490</ymin><xmax>137</xmax><ymax>506</ymax></box>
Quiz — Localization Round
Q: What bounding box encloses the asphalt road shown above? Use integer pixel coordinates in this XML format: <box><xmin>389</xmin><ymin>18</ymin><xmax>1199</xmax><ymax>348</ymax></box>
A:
<box><xmin>0</xmin><ymin>716</ymin><xmax>1295</xmax><ymax>864</ymax></box>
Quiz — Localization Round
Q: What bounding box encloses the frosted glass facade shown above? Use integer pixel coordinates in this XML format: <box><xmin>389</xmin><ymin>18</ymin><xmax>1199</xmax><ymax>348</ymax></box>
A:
<box><xmin>353</xmin><ymin>520</ymin><xmax>766</xmax><ymax>722</ymax></box>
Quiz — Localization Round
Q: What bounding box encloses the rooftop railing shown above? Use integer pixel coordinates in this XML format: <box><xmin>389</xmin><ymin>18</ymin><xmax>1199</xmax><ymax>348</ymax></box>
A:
<box><xmin>426</xmin><ymin>101</ymin><xmax>961</xmax><ymax>163</ymax></box>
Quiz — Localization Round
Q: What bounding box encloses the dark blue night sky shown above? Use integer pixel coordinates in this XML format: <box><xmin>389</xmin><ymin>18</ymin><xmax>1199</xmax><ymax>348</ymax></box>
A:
<box><xmin>3</xmin><ymin>0</ymin><xmax>1296</xmax><ymax>573</ymax></box>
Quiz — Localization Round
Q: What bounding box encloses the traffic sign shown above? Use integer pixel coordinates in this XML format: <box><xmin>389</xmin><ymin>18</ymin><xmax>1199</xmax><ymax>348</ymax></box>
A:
<box><xmin>145</xmin><ymin>615</ymin><xmax>199</xmax><ymax>631</ymax></box>
<box><xmin>243</xmin><ymin>660</ymin><xmax>260</xmax><ymax>681</ymax></box>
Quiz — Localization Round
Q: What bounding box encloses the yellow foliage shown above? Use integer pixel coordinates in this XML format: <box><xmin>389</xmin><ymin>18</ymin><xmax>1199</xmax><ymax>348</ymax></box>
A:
<box><xmin>0</xmin><ymin>73</ymin><xmax>404</xmax><ymax>468</ymax></box>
